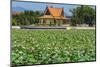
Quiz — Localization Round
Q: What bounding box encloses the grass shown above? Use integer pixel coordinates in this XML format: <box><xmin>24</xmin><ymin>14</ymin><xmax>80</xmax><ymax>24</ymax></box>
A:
<box><xmin>12</xmin><ymin>29</ymin><xmax>96</xmax><ymax>66</ymax></box>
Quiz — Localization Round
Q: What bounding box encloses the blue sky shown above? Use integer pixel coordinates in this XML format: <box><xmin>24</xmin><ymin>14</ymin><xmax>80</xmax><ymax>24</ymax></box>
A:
<box><xmin>12</xmin><ymin>1</ymin><xmax>94</xmax><ymax>16</ymax></box>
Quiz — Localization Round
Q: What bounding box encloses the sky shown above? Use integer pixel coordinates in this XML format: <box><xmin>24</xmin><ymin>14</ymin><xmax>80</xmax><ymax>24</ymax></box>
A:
<box><xmin>12</xmin><ymin>1</ymin><xmax>95</xmax><ymax>16</ymax></box>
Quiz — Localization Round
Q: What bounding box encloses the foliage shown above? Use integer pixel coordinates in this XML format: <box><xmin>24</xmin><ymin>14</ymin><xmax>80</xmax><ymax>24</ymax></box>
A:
<box><xmin>70</xmin><ymin>6</ymin><xmax>96</xmax><ymax>26</ymax></box>
<box><xmin>12</xmin><ymin>29</ymin><xmax>96</xmax><ymax>66</ymax></box>
<box><xmin>12</xmin><ymin>11</ymin><xmax>43</xmax><ymax>26</ymax></box>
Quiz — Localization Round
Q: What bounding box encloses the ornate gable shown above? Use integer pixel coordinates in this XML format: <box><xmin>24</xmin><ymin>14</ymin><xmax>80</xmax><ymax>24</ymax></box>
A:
<box><xmin>44</xmin><ymin>7</ymin><xmax>64</xmax><ymax>17</ymax></box>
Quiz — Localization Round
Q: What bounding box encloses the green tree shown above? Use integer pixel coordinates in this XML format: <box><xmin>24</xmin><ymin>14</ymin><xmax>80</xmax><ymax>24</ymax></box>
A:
<box><xmin>12</xmin><ymin>10</ymin><xmax>43</xmax><ymax>26</ymax></box>
<box><xmin>70</xmin><ymin>5</ymin><xmax>96</xmax><ymax>26</ymax></box>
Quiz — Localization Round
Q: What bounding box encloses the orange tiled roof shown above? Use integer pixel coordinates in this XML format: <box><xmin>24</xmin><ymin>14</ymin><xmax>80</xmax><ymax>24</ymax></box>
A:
<box><xmin>47</xmin><ymin>7</ymin><xmax>63</xmax><ymax>17</ymax></box>
<box><xmin>12</xmin><ymin>12</ymin><xmax>21</xmax><ymax>16</ymax></box>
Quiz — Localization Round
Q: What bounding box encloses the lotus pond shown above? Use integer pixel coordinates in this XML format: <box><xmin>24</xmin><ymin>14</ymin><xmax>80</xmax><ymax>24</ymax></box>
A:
<box><xmin>12</xmin><ymin>29</ymin><xmax>96</xmax><ymax>66</ymax></box>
